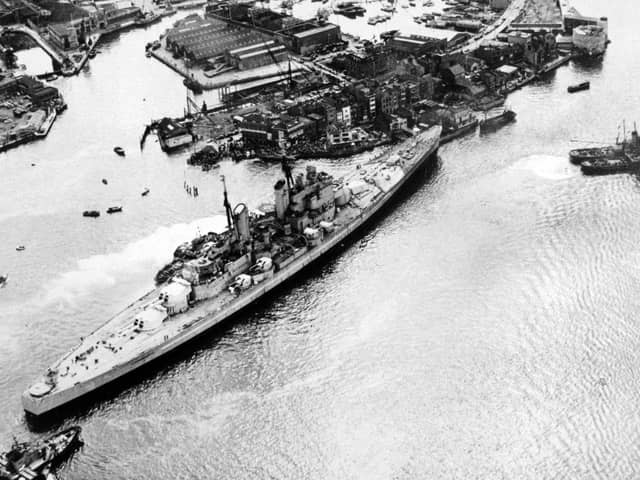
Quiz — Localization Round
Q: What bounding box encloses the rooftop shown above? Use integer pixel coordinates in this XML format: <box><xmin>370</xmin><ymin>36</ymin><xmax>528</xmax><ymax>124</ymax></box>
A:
<box><xmin>291</xmin><ymin>23</ymin><xmax>338</xmax><ymax>39</ymax></box>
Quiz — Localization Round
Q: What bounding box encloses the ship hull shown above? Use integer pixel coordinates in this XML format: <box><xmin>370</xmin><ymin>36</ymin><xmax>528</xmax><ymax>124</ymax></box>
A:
<box><xmin>580</xmin><ymin>160</ymin><xmax>640</xmax><ymax>175</ymax></box>
<box><xmin>23</xmin><ymin>133</ymin><xmax>439</xmax><ymax>417</ymax></box>
<box><xmin>440</xmin><ymin>119</ymin><xmax>478</xmax><ymax>145</ymax></box>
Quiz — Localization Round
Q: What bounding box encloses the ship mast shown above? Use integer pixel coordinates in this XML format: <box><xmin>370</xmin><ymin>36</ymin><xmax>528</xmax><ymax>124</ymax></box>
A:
<box><xmin>221</xmin><ymin>175</ymin><xmax>233</xmax><ymax>230</ymax></box>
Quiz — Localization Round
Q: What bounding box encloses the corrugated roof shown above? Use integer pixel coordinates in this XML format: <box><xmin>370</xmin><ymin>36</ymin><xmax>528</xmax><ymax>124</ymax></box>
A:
<box><xmin>292</xmin><ymin>24</ymin><xmax>338</xmax><ymax>39</ymax></box>
<box><xmin>238</xmin><ymin>45</ymin><xmax>285</xmax><ymax>60</ymax></box>
<box><xmin>228</xmin><ymin>40</ymin><xmax>276</xmax><ymax>56</ymax></box>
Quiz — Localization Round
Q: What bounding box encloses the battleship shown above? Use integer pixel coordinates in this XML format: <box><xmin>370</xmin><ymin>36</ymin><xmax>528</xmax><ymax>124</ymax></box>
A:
<box><xmin>22</xmin><ymin>126</ymin><xmax>441</xmax><ymax>416</ymax></box>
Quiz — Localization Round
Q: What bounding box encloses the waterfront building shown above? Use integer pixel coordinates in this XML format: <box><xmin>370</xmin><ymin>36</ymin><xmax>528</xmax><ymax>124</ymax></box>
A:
<box><xmin>387</xmin><ymin>34</ymin><xmax>446</xmax><ymax>57</ymax></box>
<box><xmin>156</xmin><ymin>117</ymin><xmax>193</xmax><ymax>152</ymax></box>
<box><xmin>16</xmin><ymin>76</ymin><xmax>58</xmax><ymax>105</ymax></box>
<box><xmin>48</xmin><ymin>23</ymin><xmax>79</xmax><ymax>50</ymax></box>
<box><xmin>226</xmin><ymin>41</ymin><xmax>287</xmax><ymax>70</ymax></box>
<box><xmin>208</xmin><ymin>4</ymin><xmax>340</xmax><ymax>54</ymax></box>
<box><xmin>352</xmin><ymin>84</ymin><xmax>376</xmax><ymax>122</ymax></box>
<box><xmin>335</xmin><ymin>44</ymin><xmax>395</xmax><ymax>79</ymax></box>
<box><xmin>327</xmin><ymin>126</ymin><xmax>368</xmax><ymax>146</ymax></box>
<box><xmin>0</xmin><ymin>74</ymin><xmax>60</xmax><ymax>106</ymax></box>
<box><xmin>376</xmin><ymin>85</ymin><xmax>400</xmax><ymax>115</ymax></box>
<box><xmin>99</xmin><ymin>4</ymin><xmax>141</xmax><ymax>29</ymax></box>
<box><xmin>559</xmin><ymin>0</ymin><xmax>608</xmax><ymax>35</ymax></box>
<box><xmin>163</xmin><ymin>14</ymin><xmax>296</xmax><ymax>68</ymax></box>
<box><xmin>474</xmin><ymin>40</ymin><xmax>518</xmax><ymax>68</ymax></box>
<box><xmin>572</xmin><ymin>25</ymin><xmax>607</xmax><ymax>55</ymax></box>
<box><xmin>238</xmin><ymin>112</ymin><xmax>276</xmax><ymax>145</ymax></box>
<box><xmin>290</xmin><ymin>24</ymin><xmax>340</xmax><ymax>54</ymax></box>
<box><xmin>273</xmin><ymin>116</ymin><xmax>305</xmax><ymax>147</ymax></box>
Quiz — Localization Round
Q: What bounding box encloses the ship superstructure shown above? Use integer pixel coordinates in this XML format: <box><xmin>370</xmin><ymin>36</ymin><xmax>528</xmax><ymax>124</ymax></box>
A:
<box><xmin>22</xmin><ymin>126</ymin><xmax>441</xmax><ymax>416</ymax></box>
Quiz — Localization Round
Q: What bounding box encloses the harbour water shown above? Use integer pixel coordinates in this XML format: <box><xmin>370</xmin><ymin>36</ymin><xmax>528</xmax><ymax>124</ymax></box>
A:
<box><xmin>3</xmin><ymin>0</ymin><xmax>640</xmax><ymax>477</ymax></box>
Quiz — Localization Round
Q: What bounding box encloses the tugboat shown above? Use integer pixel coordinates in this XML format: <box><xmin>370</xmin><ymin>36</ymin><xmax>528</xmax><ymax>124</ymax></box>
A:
<box><xmin>569</xmin><ymin>146</ymin><xmax>619</xmax><ymax>165</ymax></box>
<box><xmin>113</xmin><ymin>146</ymin><xmax>125</xmax><ymax>156</ymax></box>
<box><xmin>135</xmin><ymin>11</ymin><xmax>162</xmax><ymax>26</ymax></box>
<box><xmin>479</xmin><ymin>108</ymin><xmax>516</xmax><ymax>133</ymax></box>
<box><xmin>581</xmin><ymin>155</ymin><xmax>640</xmax><ymax>175</ymax></box>
<box><xmin>580</xmin><ymin>124</ymin><xmax>640</xmax><ymax>175</ymax></box>
<box><xmin>440</xmin><ymin>115</ymin><xmax>478</xmax><ymax>144</ymax></box>
<box><xmin>82</xmin><ymin>210</ymin><xmax>100</xmax><ymax>218</ymax></box>
<box><xmin>568</xmin><ymin>81</ymin><xmax>590</xmax><ymax>93</ymax></box>
<box><xmin>0</xmin><ymin>427</ymin><xmax>82</xmax><ymax>480</ymax></box>
<box><xmin>571</xmin><ymin>122</ymin><xmax>640</xmax><ymax>166</ymax></box>
<box><xmin>106</xmin><ymin>206</ymin><xmax>123</xmax><ymax>214</ymax></box>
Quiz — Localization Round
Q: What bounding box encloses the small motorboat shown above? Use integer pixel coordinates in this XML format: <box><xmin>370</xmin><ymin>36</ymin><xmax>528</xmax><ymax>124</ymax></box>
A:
<box><xmin>0</xmin><ymin>274</ymin><xmax>7</xmax><ymax>287</ymax></box>
<box><xmin>113</xmin><ymin>146</ymin><xmax>125</xmax><ymax>156</ymax></box>
<box><xmin>88</xmin><ymin>50</ymin><xmax>97</xmax><ymax>59</ymax></box>
<box><xmin>141</xmin><ymin>188</ymin><xmax>150</xmax><ymax>196</ymax></box>
<box><xmin>102</xmin><ymin>178</ymin><xmax>108</xmax><ymax>185</ymax></box>
<box><xmin>106</xmin><ymin>206</ymin><xmax>123</xmax><ymax>214</ymax></box>
<box><xmin>16</xmin><ymin>245</ymin><xmax>25</xmax><ymax>251</ymax></box>
<box><xmin>146</xmin><ymin>51</ymin><xmax>152</xmax><ymax>58</ymax></box>
<box><xmin>82</xmin><ymin>210</ymin><xmax>100</xmax><ymax>217</ymax></box>
<box><xmin>568</xmin><ymin>81</ymin><xmax>590</xmax><ymax>93</ymax></box>
<box><xmin>0</xmin><ymin>427</ymin><xmax>82</xmax><ymax>480</ymax></box>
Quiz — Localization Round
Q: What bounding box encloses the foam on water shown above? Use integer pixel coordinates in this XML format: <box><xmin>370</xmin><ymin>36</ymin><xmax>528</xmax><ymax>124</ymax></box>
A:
<box><xmin>41</xmin><ymin>215</ymin><xmax>228</xmax><ymax>304</ymax></box>
<box><xmin>513</xmin><ymin>154</ymin><xmax>576</xmax><ymax>180</ymax></box>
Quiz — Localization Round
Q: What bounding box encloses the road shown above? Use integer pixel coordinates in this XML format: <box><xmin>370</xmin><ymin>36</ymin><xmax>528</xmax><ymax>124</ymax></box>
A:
<box><xmin>452</xmin><ymin>0</ymin><xmax>526</xmax><ymax>54</ymax></box>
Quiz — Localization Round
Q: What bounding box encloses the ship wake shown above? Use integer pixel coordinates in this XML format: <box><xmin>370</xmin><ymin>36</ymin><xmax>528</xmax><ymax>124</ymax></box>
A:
<box><xmin>512</xmin><ymin>154</ymin><xmax>576</xmax><ymax>180</ymax></box>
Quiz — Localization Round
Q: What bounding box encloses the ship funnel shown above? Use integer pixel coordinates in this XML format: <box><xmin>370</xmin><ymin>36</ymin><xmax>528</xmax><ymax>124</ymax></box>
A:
<box><xmin>233</xmin><ymin>203</ymin><xmax>250</xmax><ymax>241</ymax></box>
<box><xmin>306</xmin><ymin>165</ymin><xmax>317</xmax><ymax>184</ymax></box>
<box><xmin>274</xmin><ymin>179</ymin><xmax>289</xmax><ymax>220</ymax></box>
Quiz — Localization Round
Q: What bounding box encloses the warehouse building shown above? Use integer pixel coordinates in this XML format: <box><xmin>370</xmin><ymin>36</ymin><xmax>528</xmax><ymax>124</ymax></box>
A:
<box><xmin>387</xmin><ymin>34</ymin><xmax>446</xmax><ymax>56</ymax></box>
<box><xmin>226</xmin><ymin>41</ymin><xmax>287</xmax><ymax>70</ymax></box>
<box><xmin>290</xmin><ymin>24</ymin><xmax>341</xmax><ymax>54</ymax></box>
<box><xmin>165</xmin><ymin>15</ymin><xmax>272</xmax><ymax>64</ymax></box>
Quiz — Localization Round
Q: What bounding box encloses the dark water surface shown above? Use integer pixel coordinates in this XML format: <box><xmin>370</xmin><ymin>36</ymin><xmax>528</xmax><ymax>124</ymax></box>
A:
<box><xmin>2</xmin><ymin>0</ymin><xmax>640</xmax><ymax>478</ymax></box>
